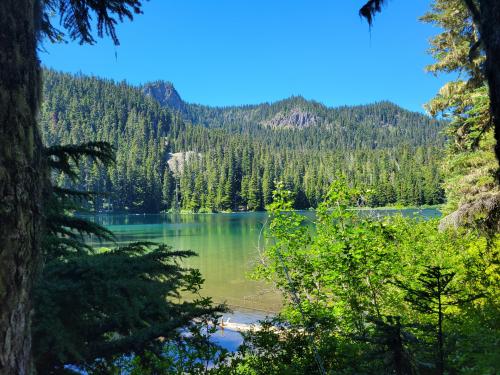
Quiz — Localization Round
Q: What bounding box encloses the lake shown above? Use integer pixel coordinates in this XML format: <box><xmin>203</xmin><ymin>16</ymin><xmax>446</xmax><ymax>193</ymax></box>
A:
<box><xmin>86</xmin><ymin>209</ymin><xmax>441</xmax><ymax>315</ymax></box>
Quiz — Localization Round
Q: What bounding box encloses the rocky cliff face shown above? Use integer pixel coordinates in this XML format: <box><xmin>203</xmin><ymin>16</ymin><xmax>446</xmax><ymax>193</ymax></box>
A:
<box><xmin>261</xmin><ymin>107</ymin><xmax>319</xmax><ymax>128</ymax></box>
<box><xmin>166</xmin><ymin>151</ymin><xmax>201</xmax><ymax>176</ymax></box>
<box><xmin>142</xmin><ymin>81</ymin><xmax>187</xmax><ymax>114</ymax></box>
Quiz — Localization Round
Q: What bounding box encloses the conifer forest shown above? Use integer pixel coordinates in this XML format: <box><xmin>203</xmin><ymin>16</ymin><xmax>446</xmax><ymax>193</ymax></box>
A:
<box><xmin>0</xmin><ymin>0</ymin><xmax>499</xmax><ymax>374</ymax></box>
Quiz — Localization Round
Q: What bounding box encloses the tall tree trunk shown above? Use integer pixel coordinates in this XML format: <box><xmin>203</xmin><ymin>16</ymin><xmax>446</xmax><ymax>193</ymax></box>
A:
<box><xmin>479</xmin><ymin>0</ymin><xmax>500</xmax><ymax>180</ymax></box>
<box><xmin>0</xmin><ymin>0</ymin><xmax>47</xmax><ymax>373</ymax></box>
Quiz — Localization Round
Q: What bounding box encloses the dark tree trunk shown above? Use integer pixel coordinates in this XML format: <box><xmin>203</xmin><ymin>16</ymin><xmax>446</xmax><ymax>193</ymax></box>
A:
<box><xmin>0</xmin><ymin>0</ymin><xmax>47</xmax><ymax>373</ymax></box>
<box><xmin>479</xmin><ymin>0</ymin><xmax>500</xmax><ymax>180</ymax></box>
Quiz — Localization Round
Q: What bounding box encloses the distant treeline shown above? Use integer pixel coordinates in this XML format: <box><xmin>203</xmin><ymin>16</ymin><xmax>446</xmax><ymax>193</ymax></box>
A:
<box><xmin>40</xmin><ymin>69</ymin><xmax>445</xmax><ymax>213</ymax></box>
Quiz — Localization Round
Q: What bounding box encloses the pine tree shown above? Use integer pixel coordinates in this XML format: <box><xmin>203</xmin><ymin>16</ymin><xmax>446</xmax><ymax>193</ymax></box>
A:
<box><xmin>262</xmin><ymin>161</ymin><xmax>275</xmax><ymax>207</ymax></box>
<box><xmin>162</xmin><ymin>168</ymin><xmax>174</xmax><ymax>211</ymax></box>
<box><xmin>34</xmin><ymin>141</ymin><xmax>224</xmax><ymax>373</ymax></box>
<box><xmin>394</xmin><ymin>266</ymin><xmax>479</xmax><ymax>375</ymax></box>
<box><xmin>360</xmin><ymin>0</ymin><xmax>500</xmax><ymax>178</ymax></box>
<box><xmin>247</xmin><ymin>170</ymin><xmax>262</xmax><ymax>211</ymax></box>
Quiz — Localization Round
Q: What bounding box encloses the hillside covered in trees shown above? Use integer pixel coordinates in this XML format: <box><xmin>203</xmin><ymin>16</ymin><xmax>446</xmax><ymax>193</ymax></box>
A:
<box><xmin>40</xmin><ymin>69</ymin><xmax>445</xmax><ymax>213</ymax></box>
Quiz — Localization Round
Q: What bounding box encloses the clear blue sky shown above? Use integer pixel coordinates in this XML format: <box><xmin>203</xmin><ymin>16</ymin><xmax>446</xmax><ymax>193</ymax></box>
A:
<box><xmin>40</xmin><ymin>0</ymin><xmax>449</xmax><ymax>112</ymax></box>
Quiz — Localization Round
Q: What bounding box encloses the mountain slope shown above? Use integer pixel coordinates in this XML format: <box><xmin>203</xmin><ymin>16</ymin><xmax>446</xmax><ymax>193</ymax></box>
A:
<box><xmin>40</xmin><ymin>70</ymin><xmax>444</xmax><ymax>213</ymax></box>
<box><xmin>142</xmin><ymin>81</ymin><xmax>444</xmax><ymax>150</ymax></box>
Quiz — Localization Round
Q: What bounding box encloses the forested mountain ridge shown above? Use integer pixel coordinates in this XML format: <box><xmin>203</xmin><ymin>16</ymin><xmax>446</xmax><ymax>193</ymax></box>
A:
<box><xmin>40</xmin><ymin>69</ymin><xmax>445</xmax><ymax>213</ymax></box>
<box><xmin>143</xmin><ymin>80</ymin><xmax>444</xmax><ymax>150</ymax></box>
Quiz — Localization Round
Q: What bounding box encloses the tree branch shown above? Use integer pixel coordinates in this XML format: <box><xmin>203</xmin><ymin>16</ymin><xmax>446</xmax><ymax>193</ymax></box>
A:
<box><xmin>462</xmin><ymin>0</ymin><xmax>481</xmax><ymax>26</ymax></box>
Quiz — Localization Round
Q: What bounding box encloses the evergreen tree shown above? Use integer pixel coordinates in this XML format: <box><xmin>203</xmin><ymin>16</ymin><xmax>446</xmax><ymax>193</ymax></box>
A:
<box><xmin>360</xmin><ymin>0</ymin><xmax>500</xmax><ymax>173</ymax></box>
<box><xmin>162</xmin><ymin>168</ymin><xmax>174</xmax><ymax>210</ymax></box>
<box><xmin>394</xmin><ymin>266</ymin><xmax>478</xmax><ymax>375</ymax></box>
<box><xmin>262</xmin><ymin>161</ymin><xmax>275</xmax><ymax>207</ymax></box>
<box><xmin>247</xmin><ymin>169</ymin><xmax>262</xmax><ymax>211</ymax></box>
<box><xmin>35</xmin><ymin>140</ymin><xmax>225</xmax><ymax>374</ymax></box>
<box><xmin>0</xmin><ymin>2</ymin><xmax>145</xmax><ymax>371</ymax></box>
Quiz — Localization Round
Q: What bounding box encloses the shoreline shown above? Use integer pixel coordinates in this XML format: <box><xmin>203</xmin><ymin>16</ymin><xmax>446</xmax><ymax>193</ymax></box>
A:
<box><xmin>79</xmin><ymin>205</ymin><xmax>442</xmax><ymax>216</ymax></box>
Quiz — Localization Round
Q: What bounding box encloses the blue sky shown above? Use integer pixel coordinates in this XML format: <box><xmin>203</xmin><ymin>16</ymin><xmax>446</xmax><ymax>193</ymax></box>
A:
<box><xmin>41</xmin><ymin>0</ymin><xmax>449</xmax><ymax>112</ymax></box>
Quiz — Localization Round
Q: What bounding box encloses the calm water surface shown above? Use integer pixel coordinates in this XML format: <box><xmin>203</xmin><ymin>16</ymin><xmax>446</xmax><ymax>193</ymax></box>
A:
<box><xmin>87</xmin><ymin>209</ymin><xmax>440</xmax><ymax>315</ymax></box>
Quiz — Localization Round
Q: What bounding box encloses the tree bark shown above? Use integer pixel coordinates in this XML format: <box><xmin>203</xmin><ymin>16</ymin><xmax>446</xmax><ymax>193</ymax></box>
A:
<box><xmin>479</xmin><ymin>0</ymin><xmax>500</xmax><ymax>180</ymax></box>
<box><xmin>0</xmin><ymin>0</ymin><xmax>47</xmax><ymax>373</ymax></box>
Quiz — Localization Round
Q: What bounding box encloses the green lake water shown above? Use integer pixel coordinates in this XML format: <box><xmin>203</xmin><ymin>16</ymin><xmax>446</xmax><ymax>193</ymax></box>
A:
<box><xmin>87</xmin><ymin>209</ymin><xmax>441</xmax><ymax>314</ymax></box>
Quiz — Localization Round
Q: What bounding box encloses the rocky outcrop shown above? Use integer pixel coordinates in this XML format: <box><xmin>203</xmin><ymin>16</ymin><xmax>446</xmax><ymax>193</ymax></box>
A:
<box><xmin>166</xmin><ymin>151</ymin><xmax>201</xmax><ymax>176</ymax></box>
<box><xmin>261</xmin><ymin>107</ymin><xmax>319</xmax><ymax>128</ymax></box>
<box><xmin>142</xmin><ymin>81</ymin><xmax>187</xmax><ymax>114</ymax></box>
